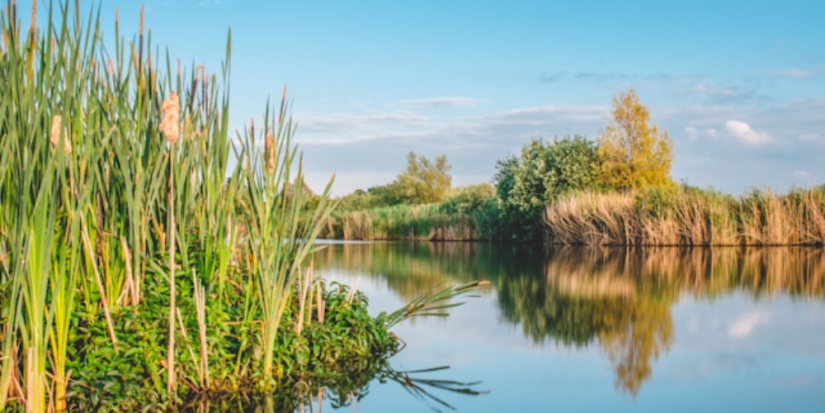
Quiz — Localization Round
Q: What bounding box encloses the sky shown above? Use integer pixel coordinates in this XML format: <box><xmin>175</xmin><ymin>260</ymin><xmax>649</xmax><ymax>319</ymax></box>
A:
<box><xmin>16</xmin><ymin>0</ymin><xmax>825</xmax><ymax>196</ymax></box>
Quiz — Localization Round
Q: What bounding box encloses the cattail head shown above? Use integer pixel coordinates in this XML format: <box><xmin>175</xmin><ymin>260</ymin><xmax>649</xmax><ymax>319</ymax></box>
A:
<box><xmin>160</xmin><ymin>92</ymin><xmax>180</xmax><ymax>144</ymax></box>
<box><xmin>139</xmin><ymin>5</ymin><xmax>144</xmax><ymax>37</ymax></box>
<box><xmin>50</xmin><ymin>115</ymin><xmax>61</xmax><ymax>147</ymax></box>
<box><xmin>265</xmin><ymin>134</ymin><xmax>276</xmax><ymax>174</ymax></box>
<box><xmin>50</xmin><ymin>115</ymin><xmax>71</xmax><ymax>155</ymax></box>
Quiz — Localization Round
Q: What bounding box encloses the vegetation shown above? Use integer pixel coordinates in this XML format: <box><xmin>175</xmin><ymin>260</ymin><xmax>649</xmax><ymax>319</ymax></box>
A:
<box><xmin>335</xmin><ymin>151</ymin><xmax>452</xmax><ymax>211</ymax></box>
<box><xmin>0</xmin><ymin>3</ymin><xmax>485</xmax><ymax>412</ymax></box>
<box><xmin>597</xmin><ymin>87</ymin><xmax>674</xmax><ymax>190</ymax></box>
<box><xmin>321</xmin><ymin>184</ymin><xmax>497</xmax><ymax>241</ymax></box>
<box><xmin>489</xmin><ymin>135</ymin><xmax>603</xmax><ymax>241</ymax></box>
<box><xmin>545</xmin><ymin>184</ymin><xmax>825</xmax><ymax>245</ymax></box>
<box><xmin>395</xmin><ymin>151</ymin><xmax>452</xmax><ymax>205</ymax></box>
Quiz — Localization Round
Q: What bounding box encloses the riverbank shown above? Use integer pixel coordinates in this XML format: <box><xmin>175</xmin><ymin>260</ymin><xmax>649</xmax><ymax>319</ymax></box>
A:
<box><xmin>322</xmin><ymin>185</ymin><xmax>825</xmax><ymax>245</ymax></box>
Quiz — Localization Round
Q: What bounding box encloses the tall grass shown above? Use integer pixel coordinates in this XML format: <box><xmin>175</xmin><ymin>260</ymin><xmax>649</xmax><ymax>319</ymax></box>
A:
<box><xmin>0</xmin><ymin>1</ymin><xmax>337</xmax><ymax>410</ymax></box>
<box><xmin>325</xmin><ymin>204</ymin><xmax>476</xmax><ymax>241</ymax></box>
<box><xmin>239</xmin><ymin>92</ymin><xmax>335</xmax><ymax>383</ymax></box>
<box><xmin>545</xmin><ymin>186</ymin><xmax>825</xmax><ymax>245</ymax></box>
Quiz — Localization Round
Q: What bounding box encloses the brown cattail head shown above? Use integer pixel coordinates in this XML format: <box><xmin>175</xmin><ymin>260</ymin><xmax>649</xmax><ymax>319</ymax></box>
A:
<box><xmin>265</xmin><ymin>134</ymin><xmax>276</xmax><ymax>174</ymax></box>
<box><xmin>50</xmin><ymin>115</ymin><xmax>62</xmax><ymax>148</ymax></box>
<box><xmin>29</xmin><ymin>0</ymin><xmax>36</xmax><ymax>36</ymax></box>
<box><xmin>139</xmin><ymin>5</ymin><xmax>144</xmax><ymax>37</ymax></box>
<box><xmin>160</xmin><ymin>92</ymin><xmax>180</xmax><ymax>144</ymax></box>
<box><xmin>50</xmin><ymin>115</ymin><xmax>71</xmax><ymax>155</ymax></box>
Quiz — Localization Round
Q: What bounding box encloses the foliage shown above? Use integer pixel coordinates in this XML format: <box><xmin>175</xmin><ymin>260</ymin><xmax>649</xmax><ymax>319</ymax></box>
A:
<box><xmin>491</xmin><ymin>136</ymin><xmax>602</xmax><ymax>241</ymax></box>
<box><xmin>439</xmin><ymin>184</ymin><xmax>495</xmax><ymax>215</ymax></box>
<box><xmin>0</xmin><ymin>2</ymin><xmax>407</xmax><ymax>411</ymax></box>
<box><xmin>597</xmin><ymin>88</ymin><xmax>674</xmax><ymax>190</ymax></box>
<box><xmin>333</xmin><ymin>152</ymin><xmax>452</xmax><ymax>213</ymax></box>
<box><xmin>394</xmin><ymin>152</ymin><xmax>452</xmax><ymax>205</ymax></box>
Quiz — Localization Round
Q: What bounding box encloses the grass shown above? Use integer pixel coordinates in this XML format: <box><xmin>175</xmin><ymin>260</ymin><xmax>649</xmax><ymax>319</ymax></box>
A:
<box><xmin>322</xmin><ymin>203</ymin><xmax>476</xmax><ymax>241</ymax></box>
<box><xmin>0</xmin><ymin>1</ymin><xmax>384</xmax><ymax>411</ymax></box>
<box><xmin>0</xmin><ymin>3</ymin><xmax>488</xmax><ymax>410</ymax></box>
<box><xmin>545</xmin><ymin>185</ymin><xmax>825</xmax><ymax>246</ymax></box>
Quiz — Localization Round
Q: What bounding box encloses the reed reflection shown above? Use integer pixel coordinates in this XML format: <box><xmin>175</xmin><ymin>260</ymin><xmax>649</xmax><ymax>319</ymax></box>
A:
<box><xmin>313</xmin><ymin>243</ymin><xmax>825</xmax><ymax>396</ymax></box>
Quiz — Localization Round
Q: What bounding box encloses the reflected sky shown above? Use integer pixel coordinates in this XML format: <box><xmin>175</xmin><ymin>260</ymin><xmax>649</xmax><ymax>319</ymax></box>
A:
<box><xmin>311</xmin><ymin>243</ymin><xmax>825</xmax><ymax>413</ymax></box>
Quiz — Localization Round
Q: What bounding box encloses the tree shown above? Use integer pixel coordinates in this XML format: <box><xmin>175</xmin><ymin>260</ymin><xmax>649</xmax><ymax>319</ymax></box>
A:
<box><xmin>394</xmin><ymin>152</ymin><xmax>452</xmax><ymax>204</ymax></box>
<box><xmin>598</xmin><ymin>88</ymin><xmax>673</xmax><ymax>190</ymax></box>
<box><xmin>491</xmin><ymin>136</ymin><xmax>602</xmax><ymax>241</ymax></box>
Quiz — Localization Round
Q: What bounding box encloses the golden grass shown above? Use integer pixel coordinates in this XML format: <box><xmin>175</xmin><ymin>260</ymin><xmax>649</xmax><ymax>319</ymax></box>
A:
<box><xmin>545</xmin><ymin>187</ymin><xmax>825</xmax><ymax>246</ymax></box>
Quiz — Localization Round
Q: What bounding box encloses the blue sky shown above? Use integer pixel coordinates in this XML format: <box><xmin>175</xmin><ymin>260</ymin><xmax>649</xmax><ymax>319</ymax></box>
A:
<box><xmin>21</xmin><ymin>1</ymin><xmax>825</xmax><ymax>195</ymax></box>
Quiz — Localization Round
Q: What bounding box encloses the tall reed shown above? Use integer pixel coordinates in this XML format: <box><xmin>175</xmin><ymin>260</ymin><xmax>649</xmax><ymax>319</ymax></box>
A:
<box><xmin>0</xmin><ymin>0</ymin><xmax>362</xmax><ymax>408</ymax></box>
<box><xmin>545</xmin><ymin>186</ymin><xmax>825</xmax><ymax>246</ymax></box>
<box><xmin>240</xmin><ymin>92</ymin><xmax>336</xmax><ymax>383</ymax></box>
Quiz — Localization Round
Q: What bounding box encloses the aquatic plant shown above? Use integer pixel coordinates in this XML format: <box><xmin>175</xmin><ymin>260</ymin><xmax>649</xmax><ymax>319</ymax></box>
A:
<box><xmin>545</xmin><ymin>185</ymin><xmax>825</xmax><ymax>245</ymax></box>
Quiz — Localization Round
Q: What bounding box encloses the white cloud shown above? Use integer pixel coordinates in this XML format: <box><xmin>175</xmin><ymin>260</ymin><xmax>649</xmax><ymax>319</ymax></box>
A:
<box><xmin>685</xmin><ymin>126</ymin><xmax>699</xmax><ymax>141</ymax></box>
<box><xmin>724</xmin><ymin>120</ymin><xmax>771</xmax><ymax>145</ymax></box>
<box><xmin>298</xmin><ymin>111</ymin><xmax>425</xmax><ymax>134</ymax></box>
<box><xmin>794</xmin><ymin>170</ymin><xmax>816</xmax><ymax>182</ymax></box>
<box><xmin>798</xmin><ymin>133</ymin><xmax>821</xmax><ymax>141</ymax></box>
<box><xmin>728</xmin><ymin>311</ymin><xmax>768</xmax><ymax>338</ymax></box>
<box><xmin>771</xmin><ymin>68</ymin><xmax>820</xmax><ymax>79</ymax></box>
<box><xmin>399</xmin><ymin>97</ymin><xmax>479</xmax><ymax>109</ymax></box>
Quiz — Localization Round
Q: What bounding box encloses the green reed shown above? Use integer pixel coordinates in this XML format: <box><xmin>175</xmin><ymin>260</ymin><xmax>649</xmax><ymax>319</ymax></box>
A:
<box><xmin>238</xmin><ymin>93</ymin><xmax>336</xmax><ymax>384</ymax></box>
<box><xmin>0</xmin><ymin>1</ymin><xmax>436</xmax><ymax>410</ymax></box>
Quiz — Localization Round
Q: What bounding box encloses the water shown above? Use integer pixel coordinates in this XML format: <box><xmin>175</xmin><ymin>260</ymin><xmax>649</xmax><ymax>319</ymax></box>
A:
<box><xmin>310</xmin><ymin>242</ymin><xmax>825</xmax><ymax>413</ymax></box>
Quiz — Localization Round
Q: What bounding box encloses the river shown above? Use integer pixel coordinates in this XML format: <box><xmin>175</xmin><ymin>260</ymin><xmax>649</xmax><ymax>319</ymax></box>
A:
<box><xmin>306</xmin><ymin>242</ymin><xmax>825</xmax><ymax>412</ymax></box>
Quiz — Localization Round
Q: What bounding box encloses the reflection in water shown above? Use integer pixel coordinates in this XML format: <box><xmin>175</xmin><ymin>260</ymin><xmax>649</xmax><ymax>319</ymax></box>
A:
<box><xmin>313</xmin><ymin>243</ymin><xmax>825</xmax><ymax>397</ymax></box>
<box><xmin>181</xmin><ymin>364</ymin><xmax>484</xmax><ymax>413</ymax></box>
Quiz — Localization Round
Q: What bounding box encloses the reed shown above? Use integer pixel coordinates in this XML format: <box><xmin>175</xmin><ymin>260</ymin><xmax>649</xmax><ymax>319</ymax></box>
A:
<box><xmin>545</xmin><ymin>186</ymin><xmax>825</xmax><ymax>246</ymax></box>
<box><xmin>239</xmin><ymin>90</ymin><xmax>336</xmax><ymax>384</ymax></box>
<box><xmin>0</xmin><ymin>1</ymin><xmax>454</xmax><ymax>410</ymax></box>
<box><xmin>331</xmin><ymin>203</ymin><xmax>476</xmax><ymax>241</ymax></box>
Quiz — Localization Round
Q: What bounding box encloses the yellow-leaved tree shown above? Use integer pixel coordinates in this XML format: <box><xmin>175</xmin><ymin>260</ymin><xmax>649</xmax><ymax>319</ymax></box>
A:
<box><xmin>598</xmin><ymin>88</ymin><xmax>673</xmax><ymax>190</ymax></box>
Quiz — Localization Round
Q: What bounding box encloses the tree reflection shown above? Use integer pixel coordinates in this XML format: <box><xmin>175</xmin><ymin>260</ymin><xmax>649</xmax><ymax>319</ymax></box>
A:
<box><xmin>314</xmin><ymin>243</ymin><xmax>825</xmax><ymax>397</ymax></box>
<box><xmin>597</xmin><ymin>297</ymin><xmax>673</xmax><ymax>396</ymax></box>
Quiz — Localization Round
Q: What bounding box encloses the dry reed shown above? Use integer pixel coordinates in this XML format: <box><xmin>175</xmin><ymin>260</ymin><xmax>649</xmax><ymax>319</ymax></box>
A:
<box><xmin>545</xmin><ymin>187</ymin><xmax>825</xmax><ymax>246</ymax></box>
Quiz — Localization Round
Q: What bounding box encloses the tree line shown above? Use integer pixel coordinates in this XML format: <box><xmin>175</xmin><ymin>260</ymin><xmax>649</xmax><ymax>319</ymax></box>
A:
<box><xmin>332</xmin><ymin>87</ymin><xmax>674</xmax><ymax>241</ymax></box>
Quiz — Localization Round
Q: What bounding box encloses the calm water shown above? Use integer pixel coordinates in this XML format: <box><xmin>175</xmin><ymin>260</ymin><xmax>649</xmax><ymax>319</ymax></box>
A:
<box><xmin>309</xmin><ymin>242</ymin><xmax>825</xmax><ymax>413</ymax></box>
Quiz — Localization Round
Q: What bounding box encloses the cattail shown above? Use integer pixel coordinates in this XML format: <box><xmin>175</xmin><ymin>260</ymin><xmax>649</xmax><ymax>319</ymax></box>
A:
<box><xmin>50</xmin><ymin>115</ymin><xmax>71</xmax><ymax>155</ymax></box>
<box><xmin>265</xmin><ymin>134</ymin><xmax>275</xmax><ymax>174</ymax></box>
<box><xmin>160</xmin><ymin>92</ymin><xmax>180</xmax><ymax>144</ymax></box>
<box><xmin>50</xmin><ymin>115</ymin><xmax>61</xmax><ymax>148</ymax></box>
<box><xmin>139</xmin><ymin>5</ymin><xmax>144</xmax><ymax>37</ymax></box>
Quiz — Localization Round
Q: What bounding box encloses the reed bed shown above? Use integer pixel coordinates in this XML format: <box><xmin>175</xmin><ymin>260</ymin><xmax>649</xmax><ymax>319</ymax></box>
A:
<box><xmin>545</xmin><ymin>186</ymin><xmax>825</xmax><ymax>245</ymax></box>
<box><xmin>0</xmin><ymin>2</ymin><xmax>402</xmax><ymax>411</ymax></box>
<box><xmin>324</xmin><ymin>204</ymin><xmax>476</xmax><ymax>241</ymax></box>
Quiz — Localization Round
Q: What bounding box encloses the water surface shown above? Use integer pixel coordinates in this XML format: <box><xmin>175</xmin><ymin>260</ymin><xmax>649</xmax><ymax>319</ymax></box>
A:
<box><xmin>311</xmin><ymin>243</ymin><xmax>825</xmax><ymax>412</ymax></box>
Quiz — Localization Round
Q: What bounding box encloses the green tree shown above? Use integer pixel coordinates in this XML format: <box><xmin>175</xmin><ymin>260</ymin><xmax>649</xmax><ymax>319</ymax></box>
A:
<box><xmin>394</xmin><ymin>152</ymin><xmax>452</xmax><ymax>204</ymax></box>
<box><xmin>493</xmin><ymin>136</ymin><xmax>602</xmax><ymax>241</ymax></box>
<box><xmin>598</xmin><ymin>88</ymin><xmax>673</xmax><ymax>190</ymax></box>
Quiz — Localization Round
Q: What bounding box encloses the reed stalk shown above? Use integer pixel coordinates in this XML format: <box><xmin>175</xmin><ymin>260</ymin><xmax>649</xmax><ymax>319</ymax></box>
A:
<box><xmin>161</xmin><ymin>91</ymin><xmax>181</xmax><ymax>397</ymax></box>
<box><xmin>241</xmin><ymin>91</ymin><xmax>336</xmax><ymax>383</ymax></box>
